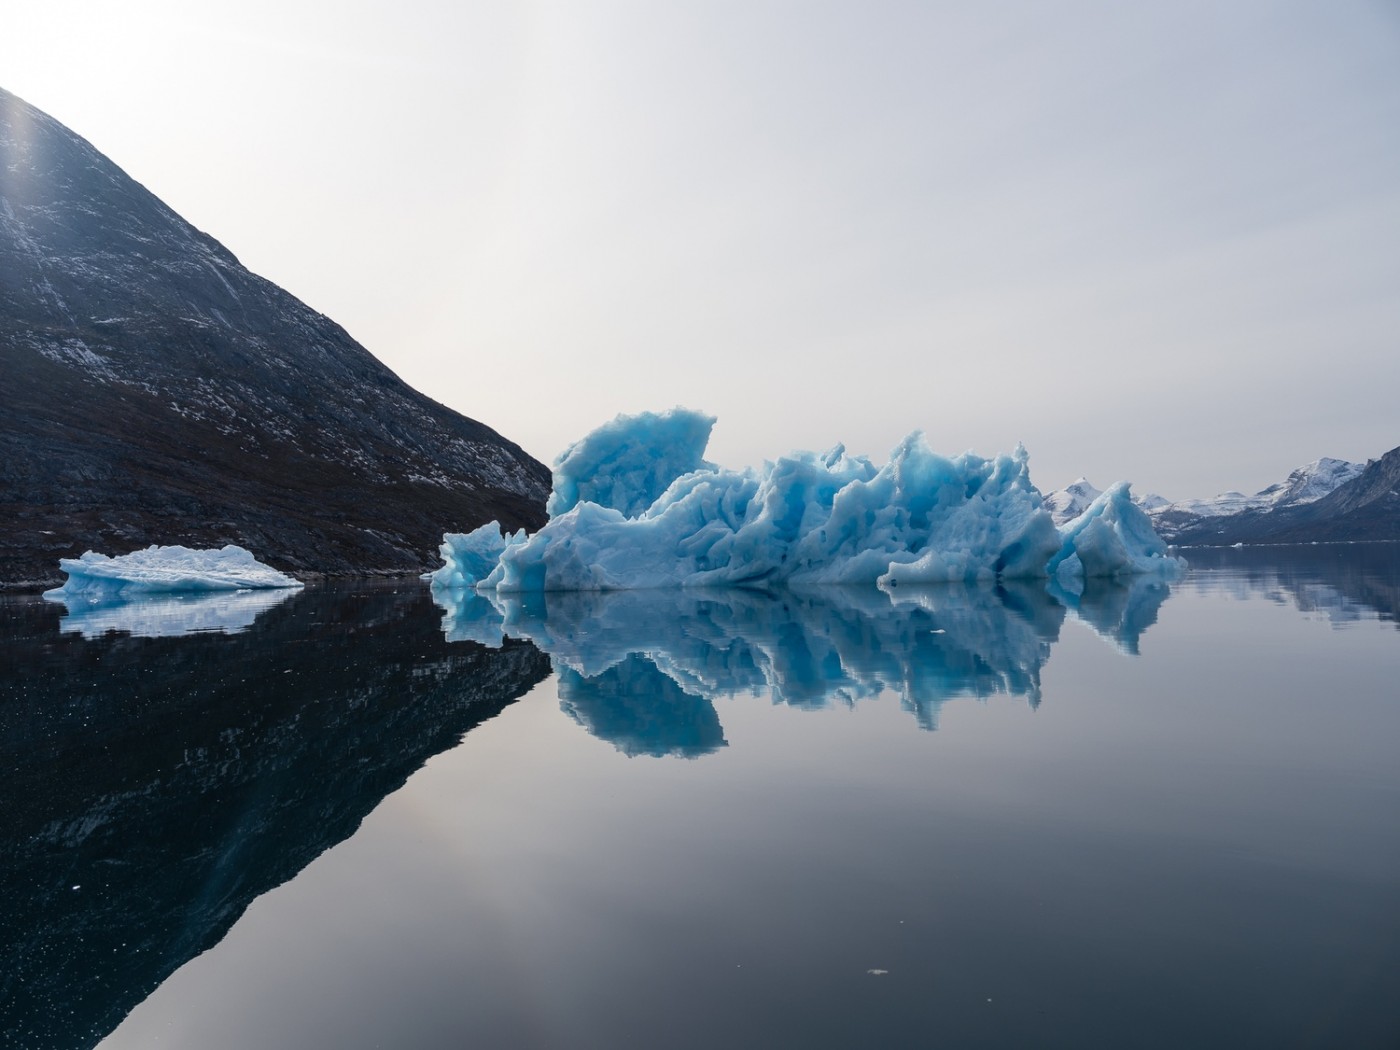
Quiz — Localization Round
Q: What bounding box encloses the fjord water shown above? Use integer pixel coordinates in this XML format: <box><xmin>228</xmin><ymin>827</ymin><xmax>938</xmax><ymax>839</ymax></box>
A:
<box><xmin>1</xmin><ymin>549</ymin><xmax>1395</xmax><ymax>1048</ymax></box>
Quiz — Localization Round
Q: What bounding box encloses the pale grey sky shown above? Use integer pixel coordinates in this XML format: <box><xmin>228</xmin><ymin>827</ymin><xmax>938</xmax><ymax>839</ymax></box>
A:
<box><xmin>6</xmin><ymin>1</ymin><xmax>1399</xmax><ymax>499</ymax></box>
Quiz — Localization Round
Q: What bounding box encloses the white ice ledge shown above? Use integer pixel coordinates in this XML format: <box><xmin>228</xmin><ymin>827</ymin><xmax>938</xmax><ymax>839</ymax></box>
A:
<box><xmin>44</xmin><ymin>544</ymin><xmax>303</xmax><ymax>602</ymax></box>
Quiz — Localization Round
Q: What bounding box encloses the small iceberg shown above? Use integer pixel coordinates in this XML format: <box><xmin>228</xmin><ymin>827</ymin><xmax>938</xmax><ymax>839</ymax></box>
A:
<box><xmin>430</xmin><ymin>409</ymin><xmax>1185</xmax><ymax>594</ymax></box>
<box><xmin>43</xmin><ymin>544</ymin><xmax>303</xmax><ymax>603</ymax></box>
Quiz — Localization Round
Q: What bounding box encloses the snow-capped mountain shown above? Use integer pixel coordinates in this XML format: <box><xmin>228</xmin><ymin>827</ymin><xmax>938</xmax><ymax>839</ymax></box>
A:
<box><xmin>1043</xmin><ymin>478</ymin><xmax>1103</xmax><ymax>526</ymax></box>
<box><xmin>1045</xmin><ymin>453</ymin><xmax>1394</xmax><ymax>546</ymax></box>
<box><xmin>1257</xmin><ymin>457</ymin><xmax>1366</xmax><ymax>507</ymax></box>
<box><xmin>0</xmin><ymin>87</ymin><xmax>551</xmax><ymax>586</ymax></box>
<box><xmin>1155</xmin><ymin>458</ymin><xmax>1364</xmax><ymax>520</ymax></box>
<box><xmin>1148</xmin><ymin>454</ymin><xmax>1395</xmax><ymax>546</ymax></box>
<box><xmin>1042</xmin><ymin>478</ymin><xmax>1170</xmax><ymax>525</ymax></box>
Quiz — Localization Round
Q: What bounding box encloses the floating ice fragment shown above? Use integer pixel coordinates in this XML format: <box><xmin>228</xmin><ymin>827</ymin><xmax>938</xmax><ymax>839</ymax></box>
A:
<box><xmin>44</xmin><ymin>544</ymin><xmax>302</xmax><ymax>603</ymax></box>
<box><xmin>428</xmin><ymin>523</ymin><xmax>526</xmax><ymax>592</ymax></box>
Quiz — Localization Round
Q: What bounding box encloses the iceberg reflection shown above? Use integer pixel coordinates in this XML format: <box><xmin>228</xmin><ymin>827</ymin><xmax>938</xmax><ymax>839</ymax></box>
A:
<box><xmin>50</xmin><ymin>587</ymin><xmax>298</xmax><ymax>638</ymax></box>
<box><xmin>1048</xmin><ymin>574</ymin><xmax>1173</xmax><ymax>655</ymax></box>
<box><xmin>437</xmin><ymin>576</ymin><xmax>1175</xmax><ymax>751</ymax></box>
<box><xmin>559</xmin><ymin>655</ymin><xmax>729</xmax><ymax>758</ymax></box>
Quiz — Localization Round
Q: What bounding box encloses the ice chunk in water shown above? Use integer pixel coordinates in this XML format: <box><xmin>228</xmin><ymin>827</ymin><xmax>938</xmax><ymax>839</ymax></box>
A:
<box><xmin>44</xmin><ymin>544</ymin><xmax>302</xmax><ymax>602</ymax></box>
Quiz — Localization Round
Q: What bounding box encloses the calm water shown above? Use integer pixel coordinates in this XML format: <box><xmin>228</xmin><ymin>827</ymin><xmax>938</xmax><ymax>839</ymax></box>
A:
<box><xmin>1</xmin><ymin>547</ymin><xmax>1397</xmax><ymax>1049</ymax></box>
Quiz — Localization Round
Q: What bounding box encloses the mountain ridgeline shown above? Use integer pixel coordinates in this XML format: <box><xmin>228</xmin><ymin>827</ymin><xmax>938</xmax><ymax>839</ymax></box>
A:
<box><xmin>0</xmin><ymin>87</ymin><xmax>550</xmax><ymax>588</ymax></box>
<box><xmin>1160</xmin><ymin>446</ymin><xmax>1400</xmax><ymax>546</ymax></box>
<box><xmin>1046</xmin><ymin>449</ymin><xmax>1400</xmax><ymax>547</ymax></box>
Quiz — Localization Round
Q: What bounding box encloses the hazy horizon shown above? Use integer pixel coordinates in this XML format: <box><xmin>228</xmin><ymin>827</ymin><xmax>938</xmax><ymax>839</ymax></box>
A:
<box><xmin>6</xmin><ymin>2</ymin><xmax>1398</xmax><ymax>500</ymax></box>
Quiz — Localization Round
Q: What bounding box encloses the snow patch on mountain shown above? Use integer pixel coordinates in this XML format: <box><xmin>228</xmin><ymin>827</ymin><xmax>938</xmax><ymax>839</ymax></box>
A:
<box><xmin>1150</xmin><ymin>457</ymin><xmax>1364</xmax><ymax>520</ymax></box>
<box><xmin>1043</xmin><ymin>478</ymin><xmax>1104</xmax><ymax>526</ymax></box>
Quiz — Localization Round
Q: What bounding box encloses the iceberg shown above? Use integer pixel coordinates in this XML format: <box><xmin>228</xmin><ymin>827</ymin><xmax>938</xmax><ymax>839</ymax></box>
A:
<box><xmin>1049</xmin><ymin>482</ymin><xmax>1182</xmax><ymax>588</ymax></box>
<box><xmin>427</xmin><ymin>527</ymin><xmax>526</xmax><ymax>593</ymax></box>
<box><xmin>547</xmin><ymin>408</ymin><xmax>718</xmax><ymax>519</ymax></box>
<box><xmin>43</xmin><ymin>544</ymin><xmax>303</xmax><ymax>602</ymax></box>
<box><xmin>430</xmin><ymin>409</ymin><xmax>1185</xmax><ymax>594</ymax></box>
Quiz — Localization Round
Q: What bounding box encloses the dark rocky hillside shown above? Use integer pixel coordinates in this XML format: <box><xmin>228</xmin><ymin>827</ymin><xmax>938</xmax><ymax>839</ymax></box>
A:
<box><xmin>0</xmin><ymin>87</ymin><xmax>551</xmax><ymax>588</ymax></box>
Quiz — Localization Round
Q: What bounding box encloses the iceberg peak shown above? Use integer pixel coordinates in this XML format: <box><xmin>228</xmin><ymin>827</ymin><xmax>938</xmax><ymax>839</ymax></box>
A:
<box><xmin>546</xmin><ymin>407</ymin><xmax>717</xmax><ymax>519</ymax></box>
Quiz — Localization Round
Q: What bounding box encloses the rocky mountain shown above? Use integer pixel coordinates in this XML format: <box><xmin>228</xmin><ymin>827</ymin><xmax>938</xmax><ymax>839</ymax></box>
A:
<box><xmin>1148</xmin><ymin>457</ymin><xmax>1365</xmax><ymax>539</ymax></box>
<box><xmin>0</xmin><ymin>87</ymin><xmax>551</xmax><ymax>588</ymax></box>
<box><xmin>1162</xmin><ymin>446</ymin><xmax>1400</xmax><ymax>546</ymax></box>
<box><xmin>1045</xmin><ymin>453</ymin><xmax>1394</xmax><ymax>546</ymax></box>
<box><xmin>1261</xmin><ymin>457</ymin><xmax>1367</xmax><ymax>507</ymax></box>
<box><xmin>1043</xmin><ymin>477</ymin><xmax>1103</xmax><ymax>526</ymax></box>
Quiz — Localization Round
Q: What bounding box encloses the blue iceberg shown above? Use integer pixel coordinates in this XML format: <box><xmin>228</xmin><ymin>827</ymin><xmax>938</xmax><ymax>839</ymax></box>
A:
<box><xmin>425</xmin><ymin>526</ymin><xmax>525</xmax><ymax>594</ymax></box>
<box><xmin>432</xmin><ymin>409</ymin><xmax>1184</xmax><ymax>594</ymax></box>
<box><xmin>547</xmin><ymin>407</ymin><xmax>718</xmax><ymax>519</ymax></box>
<box><xmin>1048</xmin><ymin>482</ymin><xmax>1181</xmax><ymax>588</ymax></box>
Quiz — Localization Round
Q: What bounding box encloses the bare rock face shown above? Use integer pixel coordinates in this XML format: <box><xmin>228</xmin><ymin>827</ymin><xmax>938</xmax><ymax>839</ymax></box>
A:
<box><xmin>0</xmin><ymin>87</ymin><xmax>550</xmax><ymax>587</ymax></box>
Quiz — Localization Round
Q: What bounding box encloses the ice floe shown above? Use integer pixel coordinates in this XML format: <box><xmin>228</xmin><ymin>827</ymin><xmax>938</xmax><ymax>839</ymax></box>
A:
<box><xmin>43</xmin><ymin>544</ymin><xmax>302</xmax><ymax>603</ymax></box>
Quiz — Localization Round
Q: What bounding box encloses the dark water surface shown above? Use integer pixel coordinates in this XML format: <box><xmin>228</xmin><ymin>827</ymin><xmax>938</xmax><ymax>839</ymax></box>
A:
<box><xmin>1</xmin><ymin>547</ymin><xmax>1396</xmax><ymax>1049</ymax></box>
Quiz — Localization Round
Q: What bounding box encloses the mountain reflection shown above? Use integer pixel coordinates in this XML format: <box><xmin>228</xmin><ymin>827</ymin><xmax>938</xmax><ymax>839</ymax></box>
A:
<box><xmin>0</xmin><ymin>583</ymin><xmax>550</xmax><ymax>1050</ymax></box>
<box><xmin>437</xmin><ymin>577</ymin><xmax>1174</xmax><ymax>754</ymax></box>
<box><xmin>1181</xmin><ymin>544</ymin><xmax>1400</xmax><ymax>628</ymax></box>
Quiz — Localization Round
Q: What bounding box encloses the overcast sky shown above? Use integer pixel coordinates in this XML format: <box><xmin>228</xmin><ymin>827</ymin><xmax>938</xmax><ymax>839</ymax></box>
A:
<box><xmin>5</xmin><ymin>1</ymin><xmax>1399</xmax><ymax>498</ymax></box>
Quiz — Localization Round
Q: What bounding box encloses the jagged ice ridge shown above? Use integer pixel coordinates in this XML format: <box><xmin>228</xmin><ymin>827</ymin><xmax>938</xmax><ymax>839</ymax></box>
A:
<box><xmin>430</xmin><ymin>409</ymin><xmax>1184</xmax><ymax>594</ymax></box>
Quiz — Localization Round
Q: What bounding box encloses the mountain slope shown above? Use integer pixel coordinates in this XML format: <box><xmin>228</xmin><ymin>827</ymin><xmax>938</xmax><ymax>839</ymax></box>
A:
<box><xmin>1162</xmin><ymin>448</ymin><xmax>1398</xmax><ymax>545</ymax></box>
<box><xmin>0</xmin><ymin>87</ymin><xmax>550</xmax><ymax>587</ymax></box>
<box><xmin>1242</xmin><ymin>446</ymin><xmax>1400</xmax><ymax>543</ymax></box>
<box><xmin>1154</xmin><ymin>457</ymin><xmax>1363</xmax><ymax>523</ymax></box>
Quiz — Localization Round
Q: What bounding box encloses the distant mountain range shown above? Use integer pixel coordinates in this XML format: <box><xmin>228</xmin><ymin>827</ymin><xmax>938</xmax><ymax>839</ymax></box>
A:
<box><xmin>1045</xmin><ymin>447</ymin><xmax>1400</xmax><ymax>546</ymax></box>
<box><xmin>0</xmin><ymin>87</ymin><xmax>550</xmax><ymax>588</ymax></box>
